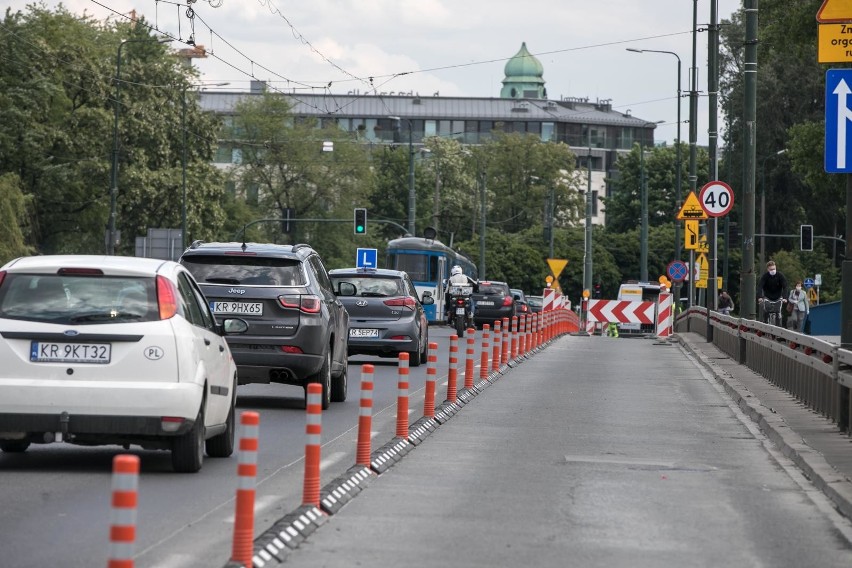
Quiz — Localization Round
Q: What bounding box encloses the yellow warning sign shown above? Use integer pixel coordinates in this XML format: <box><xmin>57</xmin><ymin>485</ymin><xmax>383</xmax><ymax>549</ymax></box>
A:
<box><xmin>676</xmin><ymin>191</ymin><xmax>708</xmax><ymax>221</ymax></box>
<box><xmin>697</xmin><ymin>234</ymin><xmax>709</xmax><ymax>254</ymax></box>
<box><xmin>817</xmin><ymin>0</ymin><xmax>852</xmax><ymax>23</ymax></box>
<box><xmin>684</xmin><ymin>219</ymin><xmax>699</xmax><ymax>250</ymax></box>
<box><xmin>818</xmin><ymin>24</ymin><xmax>852</xmax><ymax>63</ymax></box>
<box><xmin>547</xmin><ymin>258</ymin><xmax>568</xmax><ymax>279</ymax></box>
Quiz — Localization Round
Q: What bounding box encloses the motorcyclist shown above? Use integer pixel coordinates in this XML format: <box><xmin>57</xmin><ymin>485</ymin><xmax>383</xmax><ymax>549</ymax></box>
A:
<box><xmin>444</xmin><ymin>265</ymin><xmax>478</xmax><ymax>323</ymax></box>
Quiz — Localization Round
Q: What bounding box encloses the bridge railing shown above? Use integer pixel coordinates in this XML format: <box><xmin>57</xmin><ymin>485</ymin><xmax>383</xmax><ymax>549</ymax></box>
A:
<box><xmin>675</xmin><ymin>307</ymin><xmax>851</xmax><ymax>434</ymax></box>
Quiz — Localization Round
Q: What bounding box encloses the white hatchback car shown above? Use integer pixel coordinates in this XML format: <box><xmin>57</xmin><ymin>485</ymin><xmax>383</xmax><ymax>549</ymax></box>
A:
<box><xmin>0</xmin><ymin>255</ymin><xmax>245</xmax><ymax>473</ymax></box>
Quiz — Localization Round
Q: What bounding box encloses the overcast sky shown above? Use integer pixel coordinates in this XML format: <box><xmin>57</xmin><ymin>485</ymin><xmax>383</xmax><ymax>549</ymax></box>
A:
<box><xmin>3</xmin><ymin>0</ymin><xmax>745</xmax><ymax>146</ymax></box>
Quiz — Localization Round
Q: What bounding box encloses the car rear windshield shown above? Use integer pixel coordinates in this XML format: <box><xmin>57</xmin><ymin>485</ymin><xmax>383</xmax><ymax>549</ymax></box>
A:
<box><xmin>182</xmin><ymin>255</ymin><xmax>306</xmax><ymax>286</ymax></box>
<box><xmin>478</xmin><ymin>283</ymin><xmax>508</xmax><ymax>295</ymax></box>
<box><xmin>0</xmin><ymin>274</ymin><xmax>157</xmax><ymax>324</ymax></box>
<box><xmin>330</xmin><ymin>275</ymin><xmax>403</xmax><ymax>297</ymax></box>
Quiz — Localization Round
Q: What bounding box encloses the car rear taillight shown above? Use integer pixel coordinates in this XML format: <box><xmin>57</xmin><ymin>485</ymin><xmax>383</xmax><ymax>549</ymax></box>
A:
<box><xmin>280</xmin><ymin>345</ymin><xmax>304</xmax><ymax>354</ymax></box>
<box><xmin>0</xmin><ymin>270</ymin><xmax>5</xmax><ymax>287</ymax></box>
<box><xmin>502</xmin><ymin>296</ymin><xmax>513</xmax><ymax>307</ymax></box>
<box><xmin>161</xmin><ymin>416</ymin><xmax>185</xmax><ymax>432</ymax></box>
<box><xmin>456</xmin><ymin>298</ymin><xmax>465</xmax><ymax>305</ymax></box>
<box><xmin>278</xmin><ymin>294</ymin><xmax>322</xmax><ymax>314</ymax></box>
<box><xmin>383</xmin><ymin>297</ymin><xmax>416</xmax><ymax>309</ymax></box>
<box><xmin>520</xmin><ymin>304</ymin><xmax>528</xmax><ymax>312</ymax></box>
<box><xmin>57</xmin><ymin>267</ymin><xmax>104</xmax><ymax>276</ymax></box>
<box><xmin>156</xmin><ymin>275</ymin><xmax>179</xmax><ymax>320</ymax></box>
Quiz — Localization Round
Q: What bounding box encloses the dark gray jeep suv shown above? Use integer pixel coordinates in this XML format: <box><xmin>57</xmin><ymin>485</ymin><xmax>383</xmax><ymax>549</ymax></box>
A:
<box><xmin>180</xmin><ymin>242</ymin><xmax>349</xmax><ymax>408</ymax></box>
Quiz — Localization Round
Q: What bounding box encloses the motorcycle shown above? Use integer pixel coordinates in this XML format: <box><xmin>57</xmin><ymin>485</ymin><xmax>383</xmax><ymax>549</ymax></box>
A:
<box><xmin>448</xmin><ymin>284</ymin><xmax>475</xmax><ymax>337</ymax></box>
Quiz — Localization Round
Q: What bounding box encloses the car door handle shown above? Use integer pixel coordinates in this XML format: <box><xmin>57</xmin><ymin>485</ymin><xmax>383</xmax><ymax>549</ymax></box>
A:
<box><xmin>219</xmin><ymin>344</ymin><xmax>225</xmax><ymax>352</ymax></box>
<box><xmin>204</xmin><ymin>338</ymin><xmax>211</xmax><ymax>346</ymax></box>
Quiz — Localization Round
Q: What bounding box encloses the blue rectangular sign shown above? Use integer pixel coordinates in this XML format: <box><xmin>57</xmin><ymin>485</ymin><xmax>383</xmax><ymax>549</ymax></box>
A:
<box><xmin>825</xmin><ymin>69</ymin><xmax>852</xmax><ymax>173</ymax></box>
<box><xmin>356</xmin><ymin>248</ymin><xmax>377</xmax><ymax>269</ymax></box>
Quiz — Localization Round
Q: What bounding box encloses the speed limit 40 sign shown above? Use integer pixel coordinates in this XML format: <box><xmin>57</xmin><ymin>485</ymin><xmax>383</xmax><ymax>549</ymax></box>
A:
<box><xmin>699</xmin><ymin>181</ymin><xmax>734</xmax><ymax>217</ymax></box>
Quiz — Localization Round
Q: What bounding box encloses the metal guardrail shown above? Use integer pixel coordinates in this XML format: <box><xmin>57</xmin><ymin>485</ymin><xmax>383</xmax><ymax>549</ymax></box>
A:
<box><xmin>675</xmin><ymin>307</ymin><xmax>851</xmax><ymax>434</ymax></box>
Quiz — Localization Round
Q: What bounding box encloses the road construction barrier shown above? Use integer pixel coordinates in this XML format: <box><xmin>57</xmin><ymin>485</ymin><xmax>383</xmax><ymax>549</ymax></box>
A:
<box><xmin>510</xmin><ymin>316</ymin><xmax>519</xmax><ymax>360</ymax></box>
<box><xmin>303</xmin><ymin>384</ymin><xmax>323</xmax><ymax>507</ymax></box>
<box><xmin>356</xmin><ymin>365</ymin><xmax>374</xmax><ymax>467</ymax></box>
<box><xmin>424</xmin><ymin>343</ymin><xmax>438</xmax><ymax>417</ymax></box>
<box><xmin>396</xmin><ymin>352</ymin><xmax>410</xmax><ymax>438</ymax></box>
<box><xmin>491</xmin><ymin>320</ymin><xmax>502</xmax><ymax>373</ymax></box>
<box><xmin>656</xmin><ymin>292</ymin><xmax>673</xmax><ymax>338</ymax></box>
<box><xmin>231</xmin><ymin>411</ymin><xmax>259</xmax><ymax>567</ymax></box>
<box><xmin>108</xmin><ymin>454</ymin><xmax>139</xmax><ymax>568</ymax></box>
<box><xmin>464</xmin><ymin>327</ymin><xmax>475</xmax><ymax>389</ymax></box>
<box><xmin>480</xmin><ymin>324</ymin><xmax>490</xmax><ymax>380</ymax></box>
<box><xmin>501</xmin><ymin>317</ymin><xmax>510</xmax><ymax>366</ymax></box>
<box><xmin>446</xmin><ymin>334</ymin><xmax>459</xmax><ymax>403</ymax></box>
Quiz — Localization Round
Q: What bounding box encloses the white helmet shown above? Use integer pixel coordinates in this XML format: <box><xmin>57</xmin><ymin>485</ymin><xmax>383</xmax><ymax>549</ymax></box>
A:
<box><xmin>451</xmin><ymin>265</ymin><xmax>462</xmax><ymax>276</ymax></box>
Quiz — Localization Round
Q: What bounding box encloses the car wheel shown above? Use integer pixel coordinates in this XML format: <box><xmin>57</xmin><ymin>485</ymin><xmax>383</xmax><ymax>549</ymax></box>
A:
<box><xmin>419</xmin><ymin>329</ymin><xmax>428</xmax><ymax>361</ymax></box>
<box><xmin>0</xmin><ymin>440</ymin><xmax>30</xmax><ymax>453</ymax></box>
<box><xmin>308</xmin><ymin>348</ymin><xmax>332</xmax><ymax>410</ymax></box>
<box><xmin>331</xmin><ymin>360</ymin><xmax>347</xmax><ymax>403</ymax></box>
<box><xmin>408</xmin><ymin>334</ymin><xmax>423</xmax><ymax>366</ymax></box>
<box><xmin>172</xmin><ymin>404</ymin><xmax>205</xmax><ymax>473</ymax></box>
<box><xmin>206</xmin><ymin>377</ymin><xmax>236</xmax><ymax>458</ymax></box>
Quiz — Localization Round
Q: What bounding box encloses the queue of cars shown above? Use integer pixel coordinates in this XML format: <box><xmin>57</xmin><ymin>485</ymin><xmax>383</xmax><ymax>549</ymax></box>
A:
<box><xmin>0</xmin><ymin>243</ymin><xmax>535</xmax><ymax>470</ymax></box>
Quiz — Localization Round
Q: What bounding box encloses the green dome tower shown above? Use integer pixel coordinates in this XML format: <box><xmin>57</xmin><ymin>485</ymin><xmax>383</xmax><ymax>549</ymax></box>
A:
<box><xmin>500</xmin><ymin>42</ymin><xmax>546</xmax><ymax>99</ymax></box>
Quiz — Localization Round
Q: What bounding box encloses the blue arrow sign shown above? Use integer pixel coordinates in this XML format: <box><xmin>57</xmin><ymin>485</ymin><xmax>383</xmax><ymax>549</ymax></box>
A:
<box><xmin>825</xmin><ymin>69</ymin><xmax>852</xmax><ymax>173</ymax></box>
<box><xmin>356</xmin><ymin>248</ymin><xmax>377</xmax><ymax>269</ymax></box>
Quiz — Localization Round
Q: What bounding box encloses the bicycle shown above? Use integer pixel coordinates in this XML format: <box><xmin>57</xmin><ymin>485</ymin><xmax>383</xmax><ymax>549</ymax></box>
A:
<box><xmin>761</xmin><ymin>298</ymin><xmax>785</xmax><ymax>327</ymax></box>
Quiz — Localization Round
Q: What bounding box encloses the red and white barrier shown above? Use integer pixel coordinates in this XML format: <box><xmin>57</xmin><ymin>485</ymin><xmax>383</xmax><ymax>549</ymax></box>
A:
<box><xmin>356</xmin><ymin>365</ymin><xmax>374</xmax><ymax>467</ymax></box>
<box><xmin>231</xmin><ymin>411</ymin><xmax>259</xmax><ymax>567</ymax></box>
<box><xmin>303</xmin><ymin>384</ymin><xmax>323</xmax><ymax>507</ymax></box>
<box><xmin>396</xmin><ymin>352</ymin><xmax>410</xmax><ymax>438</ymax></box>
<box><xmin>480</xmin><ymin>324</ymin><xmax>490</xmax><ymax>380</ymax></box>
<box><xmin>464</xmin><ymin>327</ymin><xmax>475</xmax><ymax>390</ymax></box>
<box><xmin>501</xmin><ymin>317</ymin><xmax>510</xmax><ymax>366</ymax></box>
<box><xmin>446</xmin><ymin>334</ymin><xmax>458</xmax><ymax>403</ymax></box>
<box><xmin>108</xmin><ymin>454</ymin><xmax>139</xmax><ymax>568</ymax></box>
<box><xmin>587</xmin><ymin>299</ymin><xmax>656</xmax><ymax>325</ymax></box>
<box><xmin>656</xmin><ymin>292</ymin><xmax>673</xmax><ymax>338</ymax></box>
<box><xmin>424</xmin><ymin>343</ymin><xmax>438</xmax><ymax>417</ymax></box>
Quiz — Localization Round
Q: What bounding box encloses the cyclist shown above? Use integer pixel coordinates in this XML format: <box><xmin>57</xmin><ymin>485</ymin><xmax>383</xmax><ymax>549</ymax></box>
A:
<box><xmin>756</xmin><ymin>260</ymin><xmax>788</xmax><ymax>324</ymax></box>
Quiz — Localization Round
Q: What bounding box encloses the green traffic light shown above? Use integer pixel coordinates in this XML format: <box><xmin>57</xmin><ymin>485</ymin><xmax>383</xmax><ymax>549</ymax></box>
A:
<box><xmin>356</xmin><ymin>225</ymin><xmax>364</xmax><ymax>233</ymax></box>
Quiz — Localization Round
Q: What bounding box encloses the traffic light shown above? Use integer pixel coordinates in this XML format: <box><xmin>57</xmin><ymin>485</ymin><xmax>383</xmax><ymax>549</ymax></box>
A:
<box><xmin>593</xmin><ymin>282</ymin><xmax>602</xmax><ymax>298</ymax></box>
<box><xmin>281</xmin><ymin>207</ymin><xmax>295</xmax><ymax>233</ymax></box>
<box><xmin>354</xmin><ymin>208</ymin><xmax>367</xmax><ymax>235</ymax></box>
<box><xmin>800</xmin><ymin>224</ymin><xmax>813</xmax><ymax>251</ymax></box>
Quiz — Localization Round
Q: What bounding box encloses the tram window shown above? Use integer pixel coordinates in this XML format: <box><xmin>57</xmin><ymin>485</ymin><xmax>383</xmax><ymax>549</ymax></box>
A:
<box><xmin>429</xmin><ymin>255</ymin><xmax>438</xmax><ymax>281</ymax></box>
<box><xmin>393</xmin><ymin>254</ymin><xmax>428</xmax><ymax>282</ymax></box>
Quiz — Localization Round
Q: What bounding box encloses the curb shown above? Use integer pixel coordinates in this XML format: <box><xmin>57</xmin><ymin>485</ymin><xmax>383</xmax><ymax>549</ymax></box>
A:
<box><xmin>678</xmin><ymin>335</ymin><xmax>852</xmax><ymax>521</ymax></box>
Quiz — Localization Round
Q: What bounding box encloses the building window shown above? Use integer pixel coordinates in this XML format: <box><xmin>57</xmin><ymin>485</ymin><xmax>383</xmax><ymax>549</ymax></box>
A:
<box><xmin>425</xmin><ymin>120</ymin><xmax>437</xmax><ymax>137</ymax></box>
<box><xmin>592</xmin><ymin>190</ymin><xmax>599</xmax><ymax>216</ymax></box>
<box><xmin>215</xmin><ymin>144</ymin><xmax>231</xmax><ymax>164</ymax></box>
<box><xmin>541</xmin><ymin>122</ymin><xmax>555</xmax><ymax>142</ymax></box>
<box><xmin>246</xmin><ymin>183</ymin><xmax>259</xmax><ymax>206</ymax></box>
<box><xmin>232</xmin><ymin>148</ymin><xmax>242</xmax><ymax>165</ymax></box>
<box><xmin>225</xmin><ymin>180</ymin><xmax>236</xmax><ymax>197</ymax></box>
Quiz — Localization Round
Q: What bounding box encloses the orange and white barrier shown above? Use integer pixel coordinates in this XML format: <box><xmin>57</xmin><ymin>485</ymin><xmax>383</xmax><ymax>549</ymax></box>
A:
<box><xmin>446</xmin><ymin>334</ymin><xmax>458</xmax><ymax>403</ymax></box>
<box><xmin>501</xmin><ymin>317</ymin><xmax>510</xmax><ymax>366</ymax></box>
<box><xmin>303</xmin><ymin>384</ymin><xmax>323</xmax><ymax>508</ymax></box>
<box><xmin>656</xmin><ymin>292</ymin><xmax>673</xmax><ymax>338</ymax></box>
<box><xmin>231</xmin><ymin>411</ymin><xmax>259</xmax><ymax>567</ymax></box>
<box><xmin>464</xmin><ymin>327</ymin><xmax>475</xmax><ymax>390</ymax></box>
<box><xmin>480</xmin><ymin>324</ymin><xmax>490</xmax><ymax>381</ymax></box>
<box><xmin>424</xmin><ymin>343</ymin><xmax>438</xmax><ymax>417</ymax></box>
<box><xmin>510</xmin><ymin>316</ymin><xmax>519</xmax><ymax>360</ymax></box>
<box><xmin>356</xmin><ymin>365</ymin><xmax>374</xmax><ymax>467</ymax></box>
<box><xmin>396</xmin><ymin>352</ymin><xmax>410</xmax><ymax>438</ymax></box>
<box><xmin>108</xmin><ymin>454</ymin><xmax>139</xmax><ymax>568</ymax></box>
<box><xmin>491</xmin><ymin>320</ymin><xmax>502</xmax><ymax>373</ymax></box>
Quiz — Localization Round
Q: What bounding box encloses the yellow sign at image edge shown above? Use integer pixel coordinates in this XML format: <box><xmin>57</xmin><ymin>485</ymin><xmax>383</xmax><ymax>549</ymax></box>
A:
<box><xmin>817</xmin><ymin>0</ymin><xmax>852</xmax><ymax>23</ymax></box>
<box><xmin>818</xmin><ymin>24</ymin><xmax>852</xmax><ymax>63</ymax></box>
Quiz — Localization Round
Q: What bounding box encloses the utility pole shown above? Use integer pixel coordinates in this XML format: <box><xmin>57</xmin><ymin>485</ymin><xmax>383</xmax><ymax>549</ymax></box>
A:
<box><xmin>707</xmin><ymin>0</ymin><xmax>720</xmax><ymax>340</ymax></box>
<box><xmin>741</xmin><ymin>0</ymin><xmax>759</xmax><ymax>320</ymax></box>
<box><xmin>583</xmin><ymin>146</ymin><xmax>593</xmax><ymax>294</ymax></box>
<box><xmin>688</xmin><ymin>0</ymin><xmax>699</xmax><ymax>307</ymax></box>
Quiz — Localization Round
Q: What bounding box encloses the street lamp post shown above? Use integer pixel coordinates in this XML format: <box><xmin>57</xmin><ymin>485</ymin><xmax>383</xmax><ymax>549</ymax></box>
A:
<box><xmin>759</xmin><ymin>149</ymin><xmax>787</xmax><ymax>268</ymax></box>
<box><xmin>627</xmin><ymin>48</ymin><xmax>682</xmax><ymax>290</ymax></box>
<box><xmin>109</xmin><ymin>37</ymin><xmax>171</xmax><ymax>255</ymax></box>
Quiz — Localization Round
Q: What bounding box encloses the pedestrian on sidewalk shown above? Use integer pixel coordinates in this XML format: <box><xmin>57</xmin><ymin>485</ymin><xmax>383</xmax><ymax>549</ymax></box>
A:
<box><xmin>787</xmin><ymin>280</ymin><xmax>809</xmax><ymax>332</ymax></box>
<box><xmin>718</xmin><ymin>290</ymin><xmax>734</xmax><ymax>316</ymax></box>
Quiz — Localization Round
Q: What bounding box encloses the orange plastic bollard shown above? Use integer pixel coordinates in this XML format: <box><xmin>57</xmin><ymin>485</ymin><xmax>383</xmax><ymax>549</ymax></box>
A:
<box><xmin>447</xmin><ymin>334</ymin><xmax>459</xmax><ymax>403</ymax></box>
<box><xmin>356</xmin><ymin>365</ymin><xmax>374</xmax><ymax>467</ymax></box>
<box><xmin>480</xmin><ymin>324</ymin><xmax>490</xmax><ymax>380</ymax></box>
<box><xmin>396</xmin><ymin>352</ymin><xmax>410</xmax><ymax>438</ymax></box>
<box><xmin>464</xmin><ymin>327</ymin><xmax>476</xmax><ymax>389</ymax></box>
<box><xmin>510</xmin><ymin>316</ymin><xmax>519</xmax><ymax>360</ymax></box>
<box><xmin>518</xmin><ymin>314</ymin><xmax>526</xmax><ymax>356</ymax></box>
<box><xmin>424</xmin><ymin>343</ymin><xmax>438</xmax><ymax>417</ymax></box>
<box><xmin>231</xmin><ymin>411</ymin><xmax>259</xmax><ymax>567</ymax></box>
<box><xmin>491</xmin><ymin>320</ymin><xmax>501</xmax><ymax>373</ymax></box>
<box><xmin>303</xmin><ymin>384</ymin><xmax>322</xmax><ymax>507</ymax></box>
<box><xmin>501</xmin><ymin>317</ymin><xmax>510</xmax><ymax>366</ymax></box>
<box><xmin>108</xmin><ymin>454</ymin><xmax>139</xmax><ymax>568</ymax></box>
<box><xmin>526</xmin><ymin>315</ymin><xmax>533</xmax><ymax>353</ymax></box>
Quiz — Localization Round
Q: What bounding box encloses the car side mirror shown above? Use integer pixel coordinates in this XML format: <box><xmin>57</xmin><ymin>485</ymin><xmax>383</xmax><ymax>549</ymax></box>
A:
<box><xmin>337</xmin><ymin>282</ymin><xmax>357</xmax><ymax>296</ymax></box>
<box><xmin>421</xmin><ymin>293</ymin><xmax>434</xmax><ymax>305</ymax></box>
<box><xmin>221</xmin><ymin>318</ymin><xmax>248</xmax><ymax>335</ymax></box>
<box><xmin>513</xmin><ymin>294</ymin><xmax>521</xmax><ymax>301</ymax></box>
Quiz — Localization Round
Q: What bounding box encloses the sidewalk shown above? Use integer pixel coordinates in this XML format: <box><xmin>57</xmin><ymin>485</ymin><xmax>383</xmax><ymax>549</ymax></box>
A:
<box><xmin>677</xmin><ymin>331</ymin><xmax>852</xmax><ymax>519</ymax></box>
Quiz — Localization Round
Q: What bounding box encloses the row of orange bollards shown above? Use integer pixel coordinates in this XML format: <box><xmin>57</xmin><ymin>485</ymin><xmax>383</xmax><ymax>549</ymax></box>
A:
<box><xmin>105</xmin><ymin>308</ymin><xmax>572</xmax><ymax>568</ymax></box>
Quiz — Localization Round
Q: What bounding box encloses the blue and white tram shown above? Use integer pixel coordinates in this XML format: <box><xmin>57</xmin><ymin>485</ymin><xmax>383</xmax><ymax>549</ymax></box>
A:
<box><xmin>386</xmin><ymin>237</ymin><xmax>477</xmax><ymax>323</ymax></box>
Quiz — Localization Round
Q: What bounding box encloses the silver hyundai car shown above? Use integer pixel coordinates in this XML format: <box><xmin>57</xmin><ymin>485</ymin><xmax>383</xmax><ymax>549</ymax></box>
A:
<box><xmin>329</xmin><ymin>268</ymin><xmax>433</xmax><ymax>366</ymax></box>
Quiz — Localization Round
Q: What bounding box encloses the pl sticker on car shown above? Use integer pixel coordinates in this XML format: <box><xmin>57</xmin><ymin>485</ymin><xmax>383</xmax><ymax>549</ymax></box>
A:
<box><xmin>144</xmin><ymin>346</ymin><xmax>164</xmax><ymax>360</ymax></box>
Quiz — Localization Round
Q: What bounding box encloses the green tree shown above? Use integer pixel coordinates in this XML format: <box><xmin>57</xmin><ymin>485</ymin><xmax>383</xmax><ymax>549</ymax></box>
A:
<box><xmin>0</xmin><ymin>173</ymin><xmax>35</xmax><ymax>263</ymax></box>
